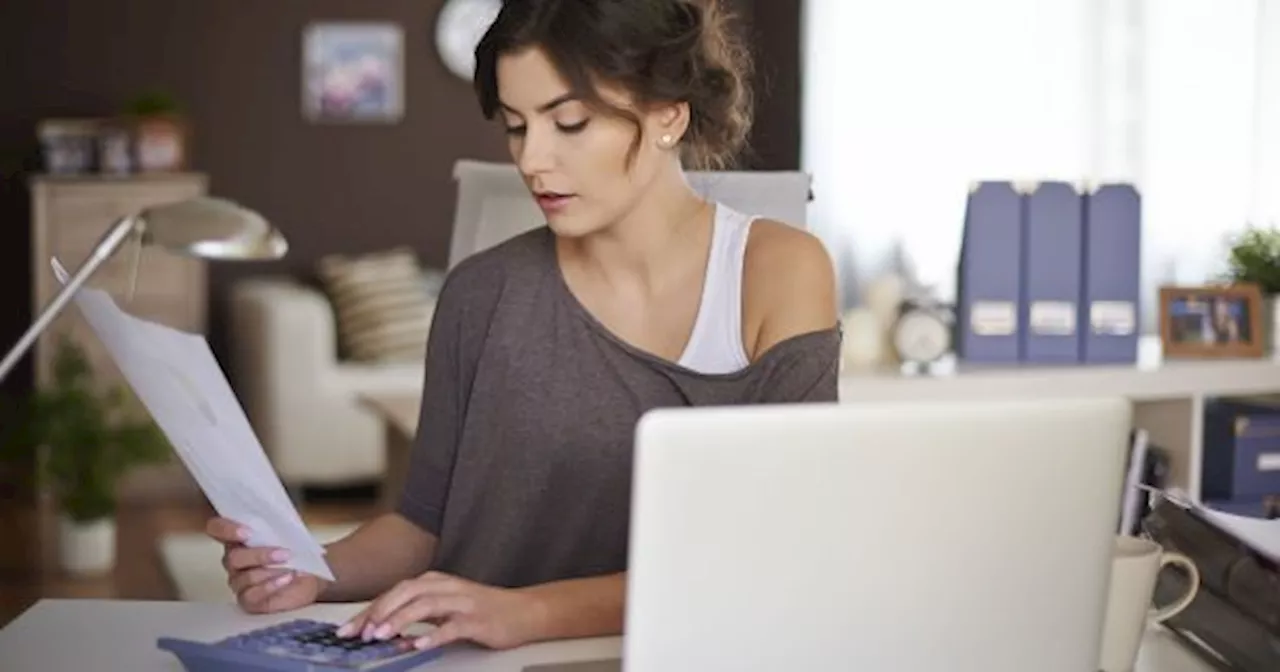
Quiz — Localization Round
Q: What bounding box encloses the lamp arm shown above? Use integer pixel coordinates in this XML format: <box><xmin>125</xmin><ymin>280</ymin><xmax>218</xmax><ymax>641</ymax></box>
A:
<box><xmin>0</xmin><ymin>216</ymin><xmax>141</xmax><ymax>384</ymax></box>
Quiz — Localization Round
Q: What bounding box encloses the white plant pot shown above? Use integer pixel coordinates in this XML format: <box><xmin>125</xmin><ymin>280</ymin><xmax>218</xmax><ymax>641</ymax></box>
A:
<box><xmin>58</xmin><ymin>515</ymin><xmax>116</xmax><ymax>576</ymax></box>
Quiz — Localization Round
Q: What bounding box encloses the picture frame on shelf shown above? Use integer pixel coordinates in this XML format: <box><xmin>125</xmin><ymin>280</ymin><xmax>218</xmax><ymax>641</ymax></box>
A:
<box><xmin>1159</xmin><ymin>284</ymin><xmax>1265</xmax><ymax>359</ymax></box>
<box><xmin>302</xmin><ymin>21</ymin><xmax>404</xmax><ymax>124</ymax></box>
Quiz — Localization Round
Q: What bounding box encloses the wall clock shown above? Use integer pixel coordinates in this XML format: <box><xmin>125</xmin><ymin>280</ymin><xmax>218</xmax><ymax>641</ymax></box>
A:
<box><xmin>435</xmin><ymin>0</ymin><xmax>503</xmax><ymax>81</ymax></box>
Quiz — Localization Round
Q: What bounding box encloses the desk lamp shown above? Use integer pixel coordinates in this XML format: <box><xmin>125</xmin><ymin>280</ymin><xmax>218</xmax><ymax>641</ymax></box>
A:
<box><xmin>0</xmin><ymin>196</ymin><xmax>288</xmax><ymax>383</ymax></box>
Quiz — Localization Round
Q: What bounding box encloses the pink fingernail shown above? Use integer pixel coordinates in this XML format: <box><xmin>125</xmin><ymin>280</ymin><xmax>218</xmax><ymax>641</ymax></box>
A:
<box><xmin>272</xmin><ymin>573</ymin><xmax>293</xmax><ymax>588</ymax></box>
<box><xmin>373</xmin><ymin>624</ymin><xmax>392</xmax><ymax>640</ymax></box>
<box><xmin>270</xmin><ymin>549</ymin><xmax>289</xmax><ymax>563</ymax></box>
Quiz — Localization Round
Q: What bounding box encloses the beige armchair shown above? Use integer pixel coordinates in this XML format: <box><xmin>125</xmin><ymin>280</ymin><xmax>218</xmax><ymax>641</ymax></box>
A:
<box><xmin>228</xmin><ymin>278</ymin><xmax>426</xmax><ymax>490</ymax></box>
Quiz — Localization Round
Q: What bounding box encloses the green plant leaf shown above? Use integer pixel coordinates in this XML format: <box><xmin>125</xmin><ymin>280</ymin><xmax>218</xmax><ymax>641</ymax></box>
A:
<box><xmin>1224</xmin><ymin>226</ymin><xmax>1280</xmax><ymax>294</ymax></box>
<box><xmin>126</xmin><ymin>91</ymin><xmax>181</xmax><ymax>117</ymax></box>
<box><xmin>0</xmin><ymin>336</ymin><xmax>173</xmax><ymax>521</ymax></box>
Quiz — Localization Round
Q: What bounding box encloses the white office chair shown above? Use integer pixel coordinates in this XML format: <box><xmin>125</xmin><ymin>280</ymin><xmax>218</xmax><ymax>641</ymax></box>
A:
<box><xmin>447</xmin><ymin>159</ymin><xmax>813</xmax><ymax>269</ymax></box>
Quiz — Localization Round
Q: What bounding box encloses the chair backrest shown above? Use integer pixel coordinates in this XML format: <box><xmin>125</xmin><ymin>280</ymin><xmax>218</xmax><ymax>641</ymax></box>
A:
<box><xmin>447</xmin><ymin>159</ymin><xmax>813</xmax><ymax>269</ymax></box>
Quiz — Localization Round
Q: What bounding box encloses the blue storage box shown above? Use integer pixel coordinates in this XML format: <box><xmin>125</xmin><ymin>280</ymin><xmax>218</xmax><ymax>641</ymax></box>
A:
<box><xmin>1202</xmin><ymin>400</ymin><xmax>1280</xmax><ymax>500</ymax></box>
<box><xmin>1201</xmin><ymin>496</ymin><xmax>1280</xmax><ymax>519</ymax></box>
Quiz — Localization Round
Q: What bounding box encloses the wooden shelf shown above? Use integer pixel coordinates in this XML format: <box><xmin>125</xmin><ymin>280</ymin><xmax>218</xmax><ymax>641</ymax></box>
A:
<box><xmin>28</xmin><ymin>172</ymin><xmax>207</xmax><ymax>186</ymax></box>
<box><xmin>838</xmin><ymin>337</ymin><xmax>1280</xmax><ymax>404</ymax></box>
<box><xmin>837</xmin><ymin>336</ymin><xmax>1280</xmax><ymax>503</ymax></box>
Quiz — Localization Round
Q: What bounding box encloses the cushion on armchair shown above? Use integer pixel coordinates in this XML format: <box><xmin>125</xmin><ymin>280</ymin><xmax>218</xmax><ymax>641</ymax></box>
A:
<box><xmin>316</xmin><ymin>247</ymin><xmax>437</xmax><ymax>363</ymax></box>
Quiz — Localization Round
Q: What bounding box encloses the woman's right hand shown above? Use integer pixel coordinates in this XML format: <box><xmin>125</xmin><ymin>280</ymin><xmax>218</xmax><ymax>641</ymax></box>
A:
<box><xmin>206</xmin><ymin>516</ymin><xmax>326</xmax><ymax>614</ymax></box>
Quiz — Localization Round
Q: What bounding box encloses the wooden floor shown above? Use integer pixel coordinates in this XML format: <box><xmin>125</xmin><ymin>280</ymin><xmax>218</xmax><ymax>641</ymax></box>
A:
<box><xmin>0</xmin><ymin>490</ymin><xmax>380</xmax><ymax>629</ymax></box>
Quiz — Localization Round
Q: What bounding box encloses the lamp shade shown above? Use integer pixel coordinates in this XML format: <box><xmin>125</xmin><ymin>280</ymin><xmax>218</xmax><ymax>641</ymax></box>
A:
<box><xmin>137</xmin><ymin>197</ymin><xmax>287</xmax><ymax>261</ymax></box>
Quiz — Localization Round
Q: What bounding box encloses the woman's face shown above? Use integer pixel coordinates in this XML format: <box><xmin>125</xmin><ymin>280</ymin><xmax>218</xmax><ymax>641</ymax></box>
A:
<box><xmin>495</xmin><ymin>46</ymin><xmax>682</xmax><ymax>237</ymax></box>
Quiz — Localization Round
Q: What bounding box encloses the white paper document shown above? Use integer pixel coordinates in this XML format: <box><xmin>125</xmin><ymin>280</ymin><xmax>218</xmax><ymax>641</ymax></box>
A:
<box><xmin>51</xmin><ymin>257</ymin><xmax>335</xmax><ymax>581</ymax></box>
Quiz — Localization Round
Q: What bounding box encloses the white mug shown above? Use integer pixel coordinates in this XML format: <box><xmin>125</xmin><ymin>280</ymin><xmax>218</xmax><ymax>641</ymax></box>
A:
<box><xmin>1098</xmin><ymin>535</ymin><xmax>1200</xmax><ymax>672</ymax></box>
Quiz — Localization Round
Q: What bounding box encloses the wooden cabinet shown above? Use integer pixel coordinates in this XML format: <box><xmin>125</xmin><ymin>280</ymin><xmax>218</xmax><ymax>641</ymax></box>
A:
<box><xmin>29</xmin><ymin>173</ymin><xmax>209</xmax><ymax>502</ymax></box>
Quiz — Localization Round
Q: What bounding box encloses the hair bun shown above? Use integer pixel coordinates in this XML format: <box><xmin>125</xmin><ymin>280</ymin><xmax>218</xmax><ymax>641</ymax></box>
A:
<box><xmin>672</xmin><ymin>0</ymin><xmax>702</xmax><ymax>30</ymax></box>
<box><xmin>473</xmin><ymin>0</ymin><xmax>755</xmax><ymax>170</ymax></box>
<box><xmin>682</xmin><ymin>0</ymin><xmax>754</xmax><ymax>169</ymax></box>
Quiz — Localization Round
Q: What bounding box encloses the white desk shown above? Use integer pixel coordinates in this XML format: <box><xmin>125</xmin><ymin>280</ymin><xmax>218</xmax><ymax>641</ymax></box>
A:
<box><xmin>0</xmin><ymin>599</ymin><xmax>1216</xmax><ymax>671</ymax></box>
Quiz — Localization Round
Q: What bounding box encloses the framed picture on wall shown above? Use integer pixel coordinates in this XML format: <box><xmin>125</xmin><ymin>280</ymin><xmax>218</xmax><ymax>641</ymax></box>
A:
<box><xmin>1159</xmin><ymin>283</ymin><xmax>1265</xmax><ymax>359</ymax></box>
<box><xmin>302</xmin><ymin>22</ymin><xmax>404</xmax><ymax>123</ymax></box>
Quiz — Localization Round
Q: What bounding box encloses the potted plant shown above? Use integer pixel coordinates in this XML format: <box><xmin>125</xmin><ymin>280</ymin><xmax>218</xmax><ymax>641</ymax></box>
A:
<box><xmin>1224</xmin><ymin>225</ymin><xmax>1280</xmax><ymax>354</ymax></box>
<box><xmin>0</xmin><ymin>336</ymin><xmax>170</xmax><ymax>576</ymax></box>
<box><xmin>125</xmin><ymin>90</ymin><xmax>188</xmax><ymax>172</ymax></box>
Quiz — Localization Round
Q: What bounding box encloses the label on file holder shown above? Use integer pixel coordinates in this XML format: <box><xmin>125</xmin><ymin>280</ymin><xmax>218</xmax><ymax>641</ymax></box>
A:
<box><xmin>1258</xmin><ymin>453</ymin><xmax>1280</xmax><ymax>472</ymax></box>
<box><xmin>1030</xmin><ymin>301</ymin><xmax>1076</xmax><ymax>335</ymax></box>
<box><xmin>971</xmin><ymin>301</ymin><xmax>1017</xmax><ymax>336</ymax></box>
<box><xmin>1090</xmin><ymin>301</ymin><xmax>1136</xmax><ymax>336</ymax></box>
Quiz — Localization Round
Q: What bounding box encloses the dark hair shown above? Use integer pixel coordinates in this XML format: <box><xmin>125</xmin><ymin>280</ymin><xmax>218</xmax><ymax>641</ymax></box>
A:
<box><xmin>473</xmin><ymin>0</ymin><xmax>754</xmax><ymax>170</ymax></box>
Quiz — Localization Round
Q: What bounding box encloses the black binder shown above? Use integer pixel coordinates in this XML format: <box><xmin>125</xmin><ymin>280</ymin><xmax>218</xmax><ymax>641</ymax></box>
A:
<box><xmin>1142</xmin><ymin>498</ymin><xmax>1280</xmax><ymax>671</ymax></box>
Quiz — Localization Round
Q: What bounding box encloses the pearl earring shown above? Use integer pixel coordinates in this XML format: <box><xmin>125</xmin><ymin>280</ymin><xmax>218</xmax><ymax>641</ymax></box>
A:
<box><xmin>661</xmin><ymin>134</ymin><xmax>673</xmax><ymax>147</ymax></box>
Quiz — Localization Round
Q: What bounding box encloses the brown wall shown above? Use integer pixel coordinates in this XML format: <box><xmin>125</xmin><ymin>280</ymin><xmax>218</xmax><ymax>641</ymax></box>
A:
<box><xmin>0</xmin><ymin>0</ymin><xmax>801</xmax><ymax>396</ymax></box>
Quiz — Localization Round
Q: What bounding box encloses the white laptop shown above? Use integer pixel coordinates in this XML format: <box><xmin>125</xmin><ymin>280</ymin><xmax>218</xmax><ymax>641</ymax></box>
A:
<box><xmin>617</xmin><ymin>397</ymin><xmax>1132</xmax><ymax>672</ymax></box>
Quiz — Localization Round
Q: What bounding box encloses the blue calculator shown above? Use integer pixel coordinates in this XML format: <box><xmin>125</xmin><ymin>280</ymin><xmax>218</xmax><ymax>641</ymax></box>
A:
<box><xmin>157</xmin><ymin>618</ymin><xmax>444</xmax><ymax>671</ymax></box>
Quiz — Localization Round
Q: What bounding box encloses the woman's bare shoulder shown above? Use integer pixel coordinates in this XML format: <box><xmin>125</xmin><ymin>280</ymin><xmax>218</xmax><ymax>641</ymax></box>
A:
<box><xmin>740</xmin><ymin>218</ymin><xmax>839</xmax><ymax>360</ymax></box>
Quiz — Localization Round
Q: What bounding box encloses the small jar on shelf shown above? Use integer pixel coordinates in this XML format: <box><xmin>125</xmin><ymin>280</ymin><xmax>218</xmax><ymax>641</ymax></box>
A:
<box><xmin>36</xmin><ymin>118</ymin><xmax>98</xmax><ymax>175</ymax></box>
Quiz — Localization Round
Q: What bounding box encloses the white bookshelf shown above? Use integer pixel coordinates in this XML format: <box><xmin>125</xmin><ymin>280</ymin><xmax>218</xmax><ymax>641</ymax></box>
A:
<box><xmin>837</xmin><ymin>337</ymin><xmax>1280</xmax><ymax>501</ymax></box>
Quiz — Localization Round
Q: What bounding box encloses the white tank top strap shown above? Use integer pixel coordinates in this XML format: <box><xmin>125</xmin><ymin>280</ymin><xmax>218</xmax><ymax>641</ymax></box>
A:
<box><xmin>678</xmin><ymin>202</ymin><xmax>755</xmax><ymax>374</ymax></box>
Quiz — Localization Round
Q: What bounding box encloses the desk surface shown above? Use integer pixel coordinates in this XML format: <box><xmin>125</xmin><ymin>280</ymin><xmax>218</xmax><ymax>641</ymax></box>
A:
<box><xmin>0</xmin><ymin>599</ymin><xmax>1218</xmax><ymax>672</ymax></box>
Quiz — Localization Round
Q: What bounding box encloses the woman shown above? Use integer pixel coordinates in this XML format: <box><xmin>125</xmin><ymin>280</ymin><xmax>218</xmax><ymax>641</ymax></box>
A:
<box><xmin>1209</xmin><ymin>297</ymin><xmax>1241</xmax><ymax>343</ymax></box>
<box><xmin>206</xmin><ymin>0</ymin><xmax>841</xmax><ymax>653</ymax></box>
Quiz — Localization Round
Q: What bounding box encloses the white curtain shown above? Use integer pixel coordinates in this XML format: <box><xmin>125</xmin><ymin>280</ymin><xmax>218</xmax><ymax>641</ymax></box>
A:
<box><xmin>1255</xmin><ymin>0</ymin><xmax>1280</xmax><ymax>228</ymax></box>
<box><xmin>802</xmin><ymin>0</ymin><xmax>1280</xmax><ymax>334</ymax></box>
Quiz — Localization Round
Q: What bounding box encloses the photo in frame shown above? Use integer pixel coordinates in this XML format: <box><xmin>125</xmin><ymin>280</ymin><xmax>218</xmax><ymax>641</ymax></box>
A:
<box><xmin>302</xmin><ymin>22</ymin><xmax>404</xmax><ymax>123</ymax></box>
<box><xmin>1159</xmin><ymin>284</ymin><xmax>1265</xmax><ymax>359</ymax></box>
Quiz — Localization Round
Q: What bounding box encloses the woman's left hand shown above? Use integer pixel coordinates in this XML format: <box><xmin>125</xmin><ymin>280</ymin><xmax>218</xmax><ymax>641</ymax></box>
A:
<box><xmin>335</xmin><ymin>571</ymin><xmax>545</xmax><ymax>651</ymax></box>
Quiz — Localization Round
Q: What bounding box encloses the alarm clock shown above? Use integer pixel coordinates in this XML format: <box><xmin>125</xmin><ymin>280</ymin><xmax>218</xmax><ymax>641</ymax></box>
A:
<box><xmin>435</xmin><ymin>0</ymin><xmax>503</xmax><ymax>81</ymax></box>
<box><xmin>892</xmin><ymin>300</ymin><xmax>954</xmax><ymax>366</ymax></box>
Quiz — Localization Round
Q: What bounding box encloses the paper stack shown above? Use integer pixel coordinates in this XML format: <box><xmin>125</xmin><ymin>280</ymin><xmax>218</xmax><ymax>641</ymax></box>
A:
<box><xmin>1194</xmin><ymin>503</ymin><xmax>1280</xmax><ymax>565</ymax></box>
<box><xmin>1142</xmin><ymin>484</ymin><xmax>1280</xmax><ymax>564</ymax></box>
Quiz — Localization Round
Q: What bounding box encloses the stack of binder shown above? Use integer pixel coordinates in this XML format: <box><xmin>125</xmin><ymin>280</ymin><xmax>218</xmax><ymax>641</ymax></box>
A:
<box><xmin>954</xmin><ymin>180</ymin><xmax>1142</xmax><ymax>365</ymax></box>
<box><xmin>1143</xmin><ymin>498</ymin><xmax>1280</xmax><ymax>671</ymax></box>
